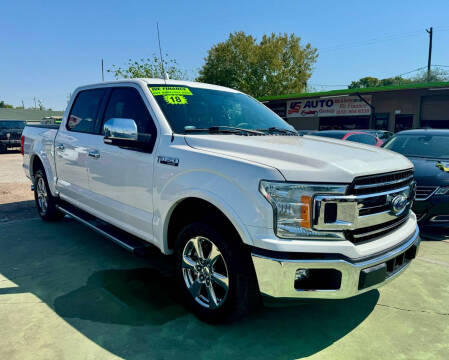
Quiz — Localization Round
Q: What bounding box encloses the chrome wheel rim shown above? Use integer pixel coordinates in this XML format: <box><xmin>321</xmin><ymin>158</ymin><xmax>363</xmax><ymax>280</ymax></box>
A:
<box><xmin>36</xmin><ymin>177</ymin><xmax>48</xmax><ymax>214</ymax></box>
<box><xmin>182</xmin><ymin>236</ymin><xmax>229</xmax><ymax>309</ymax></box>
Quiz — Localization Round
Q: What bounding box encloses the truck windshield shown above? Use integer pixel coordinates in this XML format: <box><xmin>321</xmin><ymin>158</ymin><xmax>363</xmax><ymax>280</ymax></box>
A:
<box><xmin>0</xmin><ymin>121</ymin><xmax>26</xmax><ymax>129</ymax></box>
<box><xmin>148</xmin><ymin>85</ymin><xmax>295</xmax><ymax>134</ymax></box>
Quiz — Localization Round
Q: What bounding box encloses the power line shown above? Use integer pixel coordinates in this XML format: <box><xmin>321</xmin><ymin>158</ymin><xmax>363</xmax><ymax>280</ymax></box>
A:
<box><xmin>317</xmin><ymin>24</ymin><xmax>449</xmax><ymax>53</ymax></box>
<box><xmin>318</xmin><ymin>29</ymin><xmax>425</xmax><ymax>53</ymax></box>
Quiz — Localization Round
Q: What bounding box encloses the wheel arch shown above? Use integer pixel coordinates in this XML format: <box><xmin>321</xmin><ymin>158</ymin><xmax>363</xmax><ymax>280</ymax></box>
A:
<box><xmin>164</xmin><ymin>195</ymin><xmax>253</xmax><ymax>254</ymax></box>
<box><xmin>29</xmin><ymin>153</ymin><xmax>57</xmax><ymax>196</ymax></box>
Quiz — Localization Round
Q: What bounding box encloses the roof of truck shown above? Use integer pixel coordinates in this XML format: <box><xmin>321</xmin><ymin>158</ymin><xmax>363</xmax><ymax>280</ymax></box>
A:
<box><xmin>80</xmin><ymin>78</ymin><xmax>240</xmax><ymax>94</ymax></box>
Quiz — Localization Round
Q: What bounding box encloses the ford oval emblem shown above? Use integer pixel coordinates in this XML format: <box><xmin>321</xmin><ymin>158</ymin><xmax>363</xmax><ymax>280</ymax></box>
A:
<box><xmin>391</xmin><ymin>194</ymin><xmax>408</xmax><ymax>215</ymax></box>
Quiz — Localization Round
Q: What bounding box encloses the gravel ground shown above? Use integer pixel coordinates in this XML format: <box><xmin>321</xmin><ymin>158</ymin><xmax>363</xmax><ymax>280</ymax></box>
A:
<box><xmin>0</xmin><ymin>152</ymin><xmax>36</xmax><ymax>222</ymax></box>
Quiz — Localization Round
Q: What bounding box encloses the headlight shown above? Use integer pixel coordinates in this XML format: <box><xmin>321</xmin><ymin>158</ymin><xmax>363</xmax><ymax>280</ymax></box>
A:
<box><xmin>259</xmin><ymin>181</ymin><xmax>347</xmax><ymax>239</ymax></box>
<box><xmin>435</xmin><ymin>186</ymin><xmax>449</xmax><ymax>195</ymax></box>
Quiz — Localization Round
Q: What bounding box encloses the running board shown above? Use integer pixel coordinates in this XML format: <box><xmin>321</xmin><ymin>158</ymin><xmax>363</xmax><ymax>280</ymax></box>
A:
<box><xmin>56</xmin><ymin>201</ymin><xmax>155</xmax><ymax>256</ymax></box>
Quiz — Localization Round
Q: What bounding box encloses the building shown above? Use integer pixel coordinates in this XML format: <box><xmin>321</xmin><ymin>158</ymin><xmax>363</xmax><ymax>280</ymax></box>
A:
<box><xmin>0</xmin><ymin>108</ymin><xmax>64</xmax><ymax>122</ymax></box>
<box><xmin>260</xmin><ymin>82</ymin><xmax>449</xmax><ymax>132</ymax></box>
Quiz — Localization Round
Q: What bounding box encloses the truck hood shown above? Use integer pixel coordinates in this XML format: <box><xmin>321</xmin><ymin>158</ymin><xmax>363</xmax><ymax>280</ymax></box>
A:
<box><xmin>184</xmin><ymin>134</ymin><xmax>413</xmax><ymax>183</ymax></box>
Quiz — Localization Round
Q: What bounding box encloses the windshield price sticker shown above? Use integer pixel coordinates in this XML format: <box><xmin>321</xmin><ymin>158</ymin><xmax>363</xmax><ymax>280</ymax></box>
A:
<box><xmin>164</xmin><ymin>95</ymin><xmax>188</xmax><ymax>105</ymax></box>
<box><xmin>149</xmin><ymin>86</ymin><xmax>193</xmax><ymax>96</ymax></box>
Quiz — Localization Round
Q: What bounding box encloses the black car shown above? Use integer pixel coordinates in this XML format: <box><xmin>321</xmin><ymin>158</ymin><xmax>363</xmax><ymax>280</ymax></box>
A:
<box><xmin>383</xmin><ymin>129</ymin><xmax>449</xmax><ymax>229</ymax></box>
<box><xmin>0</xmin><ymin>120</ymin><xmax>26</xmax><ymax>153</ymax></box>
<box><xmin>311</xmin><ymin>130</ymin><xmax>382</xmax><ymax>146</ymax></box>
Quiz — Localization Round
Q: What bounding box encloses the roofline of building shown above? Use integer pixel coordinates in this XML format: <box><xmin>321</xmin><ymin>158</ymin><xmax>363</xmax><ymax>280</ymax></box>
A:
<box><xmin>258</xmin><ymin>81</ymin><xmax>449</xmax><ymax>102</ymax></box>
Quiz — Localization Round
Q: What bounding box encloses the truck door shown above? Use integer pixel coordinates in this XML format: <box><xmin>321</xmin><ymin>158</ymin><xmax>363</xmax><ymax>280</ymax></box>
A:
<box><xmin>55</xmin><ymin>88</ymin><xmax>106</xmax><ymax>205</ymax></box>
<box><xmin>86</xmin><ymin>85</ymin><xmax>158</xmax><ymax>242</ymax></box>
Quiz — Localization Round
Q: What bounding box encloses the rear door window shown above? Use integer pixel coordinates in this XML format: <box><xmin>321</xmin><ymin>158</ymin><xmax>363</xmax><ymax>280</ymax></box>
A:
<box><xmin>67</xmin><ymin>89</ymin><xmax>105</xmax><ymax>133</ymax></box>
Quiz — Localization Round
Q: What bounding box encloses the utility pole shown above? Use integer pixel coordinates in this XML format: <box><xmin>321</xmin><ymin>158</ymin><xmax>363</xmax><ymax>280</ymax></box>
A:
<box><xmin>101</xmin><ymin>59</ymin><xmax>104</xmax><ymax>81</ymax></box>
<box><xmin>426</xmin><ymin>27</ymin><xmax>433</xmax><ymax>82</ymax></box>
<box><xmin>33</xmin><ymin>97</ymin><xmax>37</xmax><ymax>109</ymax></box>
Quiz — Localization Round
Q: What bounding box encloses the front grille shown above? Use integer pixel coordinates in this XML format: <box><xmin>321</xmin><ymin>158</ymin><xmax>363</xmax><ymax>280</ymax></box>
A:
<box><xmin>350</xmin><ymin>169</ymin><xmax>414</xmax><ymax>195</ymax></box>
<box><xmin>10</xmin><ymin>132</ymin><xmax>21</xmax><ymax>140</ymax></box>
<box><xmin>348</xmin><ymin>214</ymin><xmax>409</xmax><ymax>243</ymax></box>
<box><xmin>347</xmin><ymin>169</ymin><xmax>414</xmax><ymax>243</ymax></box>
<box><xmin>415</xmin><ymin>186</ymin><xmax>438</xmax><ymax>200</ymax></box>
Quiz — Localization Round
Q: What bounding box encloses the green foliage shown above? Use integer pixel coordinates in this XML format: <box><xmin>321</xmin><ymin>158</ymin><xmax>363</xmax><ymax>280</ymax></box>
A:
<box><xmin>196</xmin><ymin>32</ymin><xmax>318</xmax><ymax>97</ymax></box>
<box><xmin>412</xmin><ymin>68</ymin><xmax>449</xmax><ymax>83</ymax></box>
<box><xmin>348</xmin><ymin>76</ymin><xmax>412</xmax><ymax>89</ymax></box>
<box><xmin>349</xmin><ymin>68</ymin><xmax>449</xmax><ymax>89</ymax></box>
<box><xmin>0</xmin><ymin>101</ymin><xmax>14</xmax><ymax>109</ymax></box>
<box><xmin>108</xmin><ymin>55</ymin><xmax>187</xmax><ymax>80</ymax></box>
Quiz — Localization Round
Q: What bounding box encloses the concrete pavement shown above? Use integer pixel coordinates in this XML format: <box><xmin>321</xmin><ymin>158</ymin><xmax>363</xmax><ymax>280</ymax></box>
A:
<box><xmin>0</xmin><ymin>153</ymin><xmax>448</xmax><ymax>359</ymax></box>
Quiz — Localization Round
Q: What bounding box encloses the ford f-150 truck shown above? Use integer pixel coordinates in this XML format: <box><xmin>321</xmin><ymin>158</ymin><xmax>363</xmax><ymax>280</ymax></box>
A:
<box><xmin>22</xmin><ymin>79</ymin><xmax>420</xmax><ymax>323</ymax></box>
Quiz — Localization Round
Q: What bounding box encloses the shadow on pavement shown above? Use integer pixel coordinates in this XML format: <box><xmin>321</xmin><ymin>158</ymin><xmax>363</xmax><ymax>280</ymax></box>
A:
<box><xmin>0</xmin><ymin>200</ymin><xmax>36</xmax><ymax>222</ymax></box>
<box><xmin>419</xmin><ymin>228</ymin><xmax>449</xmax><ymax>241</ymax></box>
<box><xmin>0</xmin><ymin>215</ymin><xmax>379</xmax><ymax>359</ymax></box>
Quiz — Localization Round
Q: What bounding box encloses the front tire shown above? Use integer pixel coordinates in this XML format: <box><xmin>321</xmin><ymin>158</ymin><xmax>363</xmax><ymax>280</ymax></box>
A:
<box><xmin>34</xmin><ymin>169</ymin><xmax>64</xmax><ymax>221</ymax></box>
<box><xmin>175</xmin><ymin>221</ymin><xmax>259</xmax><ymax>323</ymax></box>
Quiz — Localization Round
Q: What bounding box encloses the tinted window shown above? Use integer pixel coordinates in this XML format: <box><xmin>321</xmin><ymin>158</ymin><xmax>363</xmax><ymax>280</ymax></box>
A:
<box><xmin>149</xmin><ymin>85</ymin><xmax>294</xmax><ymax>134</ymax></box>
<box><xmin>0</xmin><ymin>121</ymin><xmax>26</xmax><ymax>129</ymax></box>
<box><xmin>103</xmin><ymin>87</ymin><xmax>156</xmax><ymax>136</ymax></box>
<box><xmin>67</xmin><ymin>89</ymin><xmax>105</xmax><ymax>133</ymax></box>
<box><xmin>346</xmin><ymin>133</ymin><xmax>377</xmax><ymax>145</ymax></box>
<box><xmin>384</xmin><ymin>134</ymin><xmax>449</xmax><ymax>159</ymax></box>
<box><xmin>312</xmin><ymin>132</ymin><xmax>344</xmax><ymax>139</ymax></box>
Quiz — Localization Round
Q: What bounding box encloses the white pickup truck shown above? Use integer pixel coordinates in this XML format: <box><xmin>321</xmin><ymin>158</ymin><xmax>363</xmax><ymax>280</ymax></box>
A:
<box><xmin>22</xmin><ymin>79</ymin><xmax>420</xmax><ymax>323</ymax></box>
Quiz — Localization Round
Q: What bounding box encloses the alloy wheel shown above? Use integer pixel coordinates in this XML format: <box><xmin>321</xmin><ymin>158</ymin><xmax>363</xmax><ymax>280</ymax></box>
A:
<box><xmin>182</xmin><ymin>236</ymin><xmax>229</xmax><ymax>309</ymax></box>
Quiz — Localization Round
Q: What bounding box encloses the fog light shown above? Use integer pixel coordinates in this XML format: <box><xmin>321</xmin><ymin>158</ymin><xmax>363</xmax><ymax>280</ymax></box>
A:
<box><xmin>295</xmin><ymin>269</ymin><xmax>310</xmax><ymax>281</ymax></box>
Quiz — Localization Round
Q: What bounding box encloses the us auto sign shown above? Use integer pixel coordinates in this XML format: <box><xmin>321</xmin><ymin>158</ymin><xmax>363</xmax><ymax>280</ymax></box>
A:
<box><xmin>287</xmin><ymin>95</ymin><xmax>372</xmax><ymax>118</ymax></box>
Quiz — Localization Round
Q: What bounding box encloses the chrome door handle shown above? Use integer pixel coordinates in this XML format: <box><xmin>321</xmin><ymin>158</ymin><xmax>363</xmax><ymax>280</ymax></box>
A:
<box><xmin>88</xmin><ymin>150</ymin><xmax>100</xmax><ymax>159</ymax></box>
<box><xmin>56</xmin><ymin>143</ymin><xmax>64</xmax><ymax>151</ymax></box>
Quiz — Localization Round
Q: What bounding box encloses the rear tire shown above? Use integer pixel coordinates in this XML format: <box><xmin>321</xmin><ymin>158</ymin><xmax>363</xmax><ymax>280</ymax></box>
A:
<box><xmin>34</xmin><ymin>169</ymin><xmax>64</xmax><ymax>221</ymax></box>
<box><xmin>175</xmin><ymin>220</ymin><xmax>260</xmax><ymax>323</ymax></box>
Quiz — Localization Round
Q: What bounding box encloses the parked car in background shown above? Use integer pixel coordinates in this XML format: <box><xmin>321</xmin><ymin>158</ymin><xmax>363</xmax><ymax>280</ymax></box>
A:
<box><xmin>0</xmin><ymin>120</ymin><xmax>26</xmax><ymax>153</ymax></box>
<box><xmin>360</xmin><ymin>130</ymin><xmax>393</xmax><ymax>142</ymax></box>
<box><xmin>383</xmin><ymin>129</ymin><xmax>449</xmax><ymax>230</ymax></box>
<box><xmin>22</xmin><ymin>79</ymin><xmax>420</xmax><ymax>322</ymax></box>
<box><xmin>311</xmin><ymin>130</ymin><xmax>382</xmax><ymax>146</ymax></box>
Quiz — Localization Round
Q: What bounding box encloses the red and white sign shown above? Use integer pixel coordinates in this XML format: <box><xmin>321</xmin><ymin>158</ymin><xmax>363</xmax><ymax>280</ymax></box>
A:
<box><xmin>286</xmin><ymin>95</ymin><xmax>372</xmax><ymax>118</ymax></box>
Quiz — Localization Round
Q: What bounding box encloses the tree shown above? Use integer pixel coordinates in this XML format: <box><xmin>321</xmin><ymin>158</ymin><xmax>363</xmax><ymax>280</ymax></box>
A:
<box><xmin>0</xmin><ymin>101</ymin><xmax>14</xmax><ymax>109</ymax></box>
<box><xmin>348</xmin><ymin>68</ymin><xmax>449</xmax><ymax>89</ymax></box>
<box><xmin>108</xmin><ymin>55</ymin><xmax>187</xmax><ymax>80</ymax></box>
<box><xmin>197</xmin><ymin>32</ymin><xmax>318</xmax><ymax>97</ymax></box>
<box><xmin>412</xmin><ymin>68</ymin><xmax>449</xmax><ymax>83</ymax></box>
<box><xmin>348</xmin><ymin>76</ymin><xmax>411</xmax><ymax>89</ymax></box>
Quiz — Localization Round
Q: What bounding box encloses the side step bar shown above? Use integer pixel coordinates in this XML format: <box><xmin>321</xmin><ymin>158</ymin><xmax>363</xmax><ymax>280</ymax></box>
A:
<box><xmin>56</xmin><ymin>201</ymin><xmax>156</xmax><ymax>256</ymax></box>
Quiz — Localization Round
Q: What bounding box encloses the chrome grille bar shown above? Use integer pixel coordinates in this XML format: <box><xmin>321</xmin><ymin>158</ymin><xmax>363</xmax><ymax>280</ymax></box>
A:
<box><xmin>354</xmin><ymin>175</ymin><xmax>414</xmax><ymax>190</ymax></box>
<box><xmin>415</xmin><ymin>186</ymin><xmax>438</xmax><ymax>201</ymax></box>
<box><xmin>313</xmin><ymin>169</ymin><xmax>415</xmax><ymax>243</ymax></box>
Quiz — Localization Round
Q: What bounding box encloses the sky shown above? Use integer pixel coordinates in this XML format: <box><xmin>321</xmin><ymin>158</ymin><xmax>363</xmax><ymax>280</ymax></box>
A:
<box><xmin>2</xmin><ymin>0</ymin><xmax>449</xmax><ymax>110</ymax></box>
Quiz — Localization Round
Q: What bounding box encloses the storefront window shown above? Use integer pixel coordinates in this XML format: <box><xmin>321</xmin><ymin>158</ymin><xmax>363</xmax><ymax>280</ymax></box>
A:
<box><xmin>374</xmin><ymin>113</ymin><xmax>389</xmax><ymax>130</ymax></box>
<box><xmin>395</xmin><ymin>114</ymin><xmax>413</xmax><ymax>132</ymax></box>
<box><xmin>319</xmin><ymin>116</ymin><xmax>369</xmax><ymax>130</ymax></box>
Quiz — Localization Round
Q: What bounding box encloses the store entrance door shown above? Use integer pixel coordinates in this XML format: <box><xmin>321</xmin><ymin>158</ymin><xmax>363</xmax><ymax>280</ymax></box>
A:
<box><xmin>395</xmin><ymin>114</ymin><xmax>413</xmax><ymax>132</ymax></box>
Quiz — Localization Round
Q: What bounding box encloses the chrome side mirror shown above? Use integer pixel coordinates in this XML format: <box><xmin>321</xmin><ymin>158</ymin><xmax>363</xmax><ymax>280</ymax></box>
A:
<box><xmin>103</xmin><ymin>118</ymin><xmax>138</xmax><ymax>142</ymax></box>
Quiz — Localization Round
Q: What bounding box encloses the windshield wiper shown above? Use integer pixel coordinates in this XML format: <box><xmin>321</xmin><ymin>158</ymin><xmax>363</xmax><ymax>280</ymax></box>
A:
<box><xmin>184</xmin><ymin>126</ymin><xmax>264</xmax><ymax>136</ymax></box>
<box><xmin>258</xmin><ymin>127</ymin><xmax>299</xmax><ymax>136</ymax></box>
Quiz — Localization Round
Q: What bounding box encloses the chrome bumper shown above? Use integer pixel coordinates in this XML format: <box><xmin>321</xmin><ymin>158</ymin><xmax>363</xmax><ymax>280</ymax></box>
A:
<box><xmin>251</xmin><ymin>226</ymin><xmax>420</xmax><ymax>300</ymax></box>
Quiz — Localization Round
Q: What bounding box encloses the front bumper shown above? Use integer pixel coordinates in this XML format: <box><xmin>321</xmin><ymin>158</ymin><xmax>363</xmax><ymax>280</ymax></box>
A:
<box><xmin>251</xmin><ymin>226</ymin><xmax>420</xmax><ymax>300</ymax></box>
